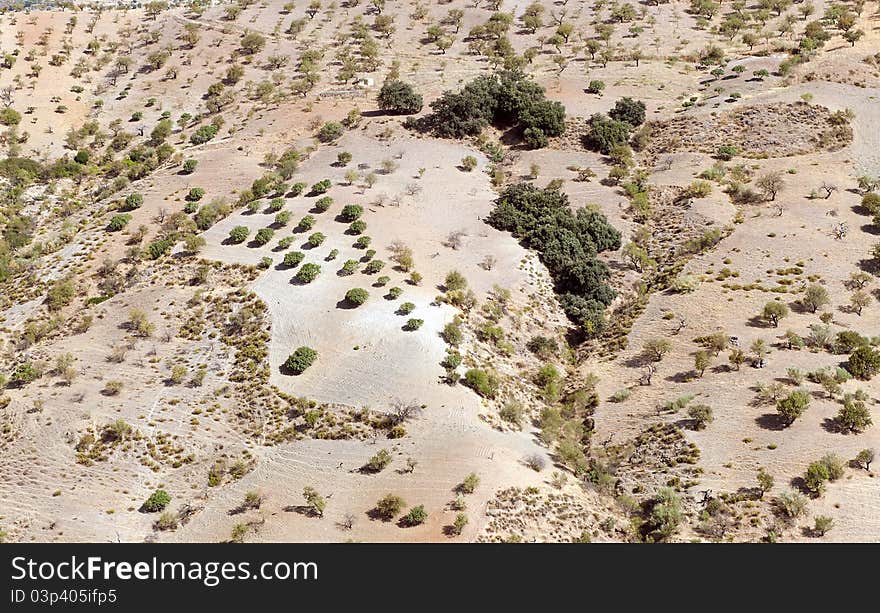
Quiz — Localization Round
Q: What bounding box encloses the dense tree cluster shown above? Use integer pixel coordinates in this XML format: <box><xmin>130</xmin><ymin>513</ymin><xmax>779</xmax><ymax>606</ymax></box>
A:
<box><xmin>584</xmin><ymin>97</ymin><xmax>646</xmax><ymax>155</ymax></box>
<box><xmin>406</xmin><ymin>71</ymin><xmax>564</xmax><ymax>149</ymax></box>
<box><xmin>487</xmin><ymin>183</ymin><xmax>620</xmax><ymax>334</ymax></box>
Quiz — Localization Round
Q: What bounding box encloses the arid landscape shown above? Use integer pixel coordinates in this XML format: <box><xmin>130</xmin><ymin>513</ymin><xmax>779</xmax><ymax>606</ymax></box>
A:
<box><xmin>0</xmin><ymin>0</ymin><xmax>879</xmax><ymax>544</ymax></box>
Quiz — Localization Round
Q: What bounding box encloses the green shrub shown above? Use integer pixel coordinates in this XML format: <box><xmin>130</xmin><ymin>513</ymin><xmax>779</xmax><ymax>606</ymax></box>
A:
<box><xmin>459</xmin><ymin>473</ymin><xmax>480</xmax><ymax>494</ymax></box>
<box><xmin>374</xmin><ymin>494</ymin><xmax>405</xmax><ymax>520</ymax></box>
<box><xmin>11</xmin><ymin>361</ymin><xmax>41</xmax><ymax>385</ymax></box>
<box><xmin>341</xmin><ymin>204</ymin><xmax>363</xmax><ymax>221</ymax></box>
<box><xmin>354</xmin><ymin>236</ymin><xmax>371</xmax><ymax>249</ymax></box>
<box><xmin>398</xmin><ymin>302</ymin><xmax>416</xmax><ymax>315</ymax></box>
<box><xmin>283</xmin><ymin>251</ymin><xmax>305</xmax><ymax>268</ymax></box>
<box><xmin>401</xmin><ymin>505</ymin><xmax>428</xmax><ymax>526</ymax></box>
<box><xmin>296</xmin><ymin>263</ymin><xmax>321</xmax><ymax>283</ymax></box>
<box><xmin>464</xmin><ymin>369</ymin><xmax>499</xmax><ymax>398</ymax></box>
<box><xmin>228</xmin><ymin>226</ymin><xmax>249</xmax><ymax>244</ymax></box>
<box><xmin>584</xmin><ymin>114</ymin><xmax>631</xmax><ymax>154</ymax></box>
<box><xmin>189</xmin><ymin>124</ymin><xmax>219</xmax><ymax>145</ymax></box>
<box><xmin>317</xmin><ymin>121</ymin><xmax>343</xmax><ymax>142</ymax></box>
<box><xmin>145</xmin><ymin>238</ymin><xmax>173</xmax><ymax>259</ymax></box>
<box><xmin>340</xmin><ymin>259</ymin><xmax>359</xmax><ymax>275</ymax></box>
<box><xmin>309</xmin><ymin>179</ymin><xmax>331</xmax><ymax>195</ymax></box>
<box><xmin>46</xmin><ymin>279</ymin><xmax>75</xmax><ymax>311</ymax></box>
<box><xmin>107</xmin><ymin>214</ymin><xmax>131</xmax><ymax>231</ymax></box>
<box><xmin>777</xmin><ymin>390</ymin><xmax>811</xmax><ymax>425</ymax></box>
<box><xmin>185</xmin><ymin>187</ymin><xmax>205</xmax><ymax>202</ymax></box>
<box><xmin>348</xmin><ymin>220</ymin><xmax>367</xmax><ymax>234</ymax></box>
<box><xmin>848</xmin><ymin>346</ymin><xmax>880</xmax><ymax>380</ymax></box>
<box><xmin>124</xmin><ymin>193</ymin><xmax>144</xmax><ymax>210</ymax></box>
<box><xmin>378</xmin><ymin>80</ymin><xmax>423</xmax><ymax>115</ymax></box>
<box><xmin>364</xmin><ymin>260</ymin><xmax>385</xmax><ymax>274</ymax></box>
<box><xmin>297</xmin><ymin>215</ymin><xmax>316</xmax><ymax>231</ymax></box>
<box><xmin>141</xmin><ymin>489</ymin><xmax>171</xmax><ymax>512</ymax></box>
<box><xmin>716</xmin><ymin>144</ymin><xmax>738</xmax><ymax>160</ymax></box>
<box><xmin>0</xmin><ymin>107</ymin><xmax>22</xmax><ymax>126</ymax></box>
<box><xmin>275</xmin><ymin>210</ymin><xmax>292</xmax><ymax>226</ymax></box>
<box><xmin>290</xmin><ymin>182</ymin><xmax>306</xmax><ymax>196</ymax></box>
<box><xmin>404</xmin><ymin>318</ymin><xmax>424</xmax><ymax>331</ymax></box>
<box><xmin>254</xmin><ymin>228</ymin><xmax>274</xmax><ymax>246</ymax></box>
<box><xmin>284</xmin><ymin>346</ymin><xmax>317</xmax><ymax>374</ymax></box>
<box><xmin>608</xmin><ymin>97</ymin><xmax>646</xmax><ymax>127</ymax></box>
<box><xmin>345</xmin><ymin>288</ymin><xmax>369</xmax><ymax>306</ymax></box>
<box><xmin>314</xmin><ymin>196</ymin><xmax>333</xmax><ymax>212</ymax></box>
<box><xmin>586</xmin><ymin>80</ymin><xmax>605</xmax><ymax>94</ymax></box>
<box><xmin>307</xmin><ymin>232</ymin><xmax>325</xmax><ymax>247</ymax></box>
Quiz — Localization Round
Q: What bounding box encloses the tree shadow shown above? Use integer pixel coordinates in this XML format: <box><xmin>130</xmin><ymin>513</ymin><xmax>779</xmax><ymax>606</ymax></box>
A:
<box><xmin>622</xmin><ymin>354</ymin><xmax>650</xmax><ymax>369</ymax></box>
<box><xmin>755</xmin><ymin>413</ymin><xmax>787</xmax><ymax>431</ymax></box>
<box><xmin>856</xmin><ymin>258</ymin><xmax>879</xmax><ymax>274</ymax></box>
<box><xmin>789</xmin><ymin>476</ymin><xmax>811</xmax><ymax>496</ymax></box>
<box><xmin>664</xmin><ymin>371</ymin><xmax>694</xmax><ymax>384</ymax></box>
<box><xmin>821</xmin><ymin>417</ymin><xmax>842</xmax><ymax>434</ymax></box>
<box><xmin>365</xmin><ymin>508</ymin><xmax>393</xmax><ymax>522</ymax></box>
<box><xmin>283</xmin><ymin>504</ymin><xmax>317</xmax><ymax>517</ymax></box>
<box><xmin>442</xmin><ymin>525</ymin><xmax>461</xmax><ymax>537</ymax></box>
<box><xmin>746</xmin><ymin>315</ymin><xmax>772</xmax><ymax>329</ymax></box>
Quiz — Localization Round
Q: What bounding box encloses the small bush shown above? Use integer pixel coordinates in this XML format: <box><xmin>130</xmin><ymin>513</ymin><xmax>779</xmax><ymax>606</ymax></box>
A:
<box><xmin>464</xmin><ymin>369</ymin><xmax>498</xmax><ymax>398</ymax></box>
<box><xmin>317</xmin><ymin>121</ymin><xmax>343</xmax><ymax>142</ymax></box>
<box><xmin>296</xmin><ymin>263</ymin><xmax>321</xmax><ymax>283</ymax></box>
<box><xmin>341</xmin><ymin>204</ymin><xmax>363</xmax><ymax>221</ymax></box>
<box><xmin>401</xmin><ymin>505</ymin><xmax>428</xmax><ymax>526</ymax></box>
<box><xmin>314</xmin><ymin>196</ymin><xmax>333</xmax><ymax>212</ymax></box>
<box><xmin>254</xmin><ymin>227</ymin><xmax>274</xmax><ymax>246</ymax></box>
<box><xmin>283</xmin><ymin>251</ymin><xmax>305</xmax><ymax>268</ymax></box>
<box><xmin>345</xmin><ymin>288</ymin><xmax>369</xmax><ymax>306</ymax></box>
<box><xmin>185</xmin><ymin>187</ymin><xmax>206</xmax><ymax>202</ymax></box>
<box><xmin>374</xmin><ymin>494</ymin><xmax>405</xmax><ymax>520</ymax></box>
<box><xmin>124</xmin><ymin>193</ymin><xmax>144</xmax><ymax>210</ymax></box>
<box><xmin>364</xmin><ymin>260</ymin><xmax>385</xmax><ymax>274</ymax></box>
<box><xmin>107</xmin><ymin>214</ymin><xmax>131</xmax><ymax>231</ymax></box>
<box><xmin>284</xmin><ymin>347</ymin><xmax>317</xmax><ymax>374</ymax></box>
<box><xmin>141</xmin><ymin>489</ymin><xmax>171</xmax><ymax>513</ymax></box>
<box><xmin>459</xmin><ymin>473</ymin><xmax>480</xmax><ymax>494</ymax></box>
<box><xmin>228</xmin><ymin>226</ymin><xmax>249</xmax><ymax>243</ymax></box>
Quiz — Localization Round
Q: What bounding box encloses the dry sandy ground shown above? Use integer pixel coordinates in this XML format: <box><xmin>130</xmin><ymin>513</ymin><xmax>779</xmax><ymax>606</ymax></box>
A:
<box><xmin>2</xmin><ymin>0</ymin><xmax>880</xmax><ymax>543</ymax></box>
<box><xmin>580</xmin><ymin>75</ymin><xmax>880</xmax><ymax>541</ymax></box>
